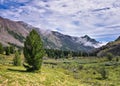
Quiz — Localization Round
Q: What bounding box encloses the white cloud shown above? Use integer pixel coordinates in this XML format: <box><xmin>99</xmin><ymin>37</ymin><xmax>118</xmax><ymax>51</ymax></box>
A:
<box><xmin>0</xmin><ymin>0</ymin><xmax>120</xmax><ymax>42</ymax></box>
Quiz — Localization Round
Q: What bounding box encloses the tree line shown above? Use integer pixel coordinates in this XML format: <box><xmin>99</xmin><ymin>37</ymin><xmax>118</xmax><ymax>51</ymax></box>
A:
<box><xmin>0</xmin><ymin>43</ymin><xmax>17</xmax><ymax>55</ymax></box>
<box><xmin>45</xmin><ymin>49</ymin><xmax>95</xmax><ymax>59</ymax></box>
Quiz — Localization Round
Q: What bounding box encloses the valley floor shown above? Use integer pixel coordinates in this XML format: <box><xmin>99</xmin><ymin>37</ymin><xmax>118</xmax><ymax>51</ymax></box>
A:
<box><xmin>0</xmin><ymin>65</ymin><xmax>84</xmax><ymax>86</ymax></box>
<box><xmin>0</xmin><ymin>55</ymin><xmax>120</xmax><ymax>86</ymax></box>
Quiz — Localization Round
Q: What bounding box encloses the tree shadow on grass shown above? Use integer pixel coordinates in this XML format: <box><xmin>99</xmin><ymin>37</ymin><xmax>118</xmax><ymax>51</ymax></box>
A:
<box><xmin>96</xmin><ymin>77</ymin><xmax>107</xmax><ymax>80</ymax></box>
<box><xmin>7</xmin><ymin>68</ymin><xmax>41</xmax><ymax>73</ymax></box>
<box><xmin>7</xmin><ymin>68</ymin><xmax>27</xmax><ymax>73</ymax></box>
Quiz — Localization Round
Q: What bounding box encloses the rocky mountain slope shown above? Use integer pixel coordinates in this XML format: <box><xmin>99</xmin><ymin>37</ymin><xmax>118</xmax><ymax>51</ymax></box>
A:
<box><xmin>0</xmin><ymin>16</ymin><xmax>101</xmax><ymax>51</ymax></box>
<box><xmin>97</xmin><ymin>36</ymin><xmax>120</xmax><ymax>56</ymax></box>
<box><xmin>0</xmin><ymin>17</ymin><xmax>29</xmax><ymax>46</ymax></box>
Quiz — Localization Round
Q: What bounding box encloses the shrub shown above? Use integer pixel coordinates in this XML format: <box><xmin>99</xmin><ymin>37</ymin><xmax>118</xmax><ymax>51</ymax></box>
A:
<box><xmin>97</xmin><ymin>67</ymin><xmax>108</xmax><ymax>79</ymax></box>
<box><xmin>106</xmin><ymin>53</ymin><xmax>113</xmax><ymax>61</ymax></box>
<box><xmin>116</xmin><ymin>56</ymin><xmax>119</xmax><ymax>62</ymax></box>
<box><xmin>0</xmin><ymin>56</ymin><xmax>5</xmax><ymax>64</ymax></box>
<box><xmin>23</xmin><ymin>29</ymin><xmax>45</xmax><ymax>72</ymax></box>
<box><xmin>13</xmin><ymin>51</ymin><xmax>21</xmax><ymax>66</ymax></box>
<box><xmin>10</xmin><ymin>46</ymin><xmax>15</xmax><ymax>54</ymax></box>
<box><xmin>78</xmin><ymin>65</ymin><xmax>84</xmax><ymax>70</ymax></box>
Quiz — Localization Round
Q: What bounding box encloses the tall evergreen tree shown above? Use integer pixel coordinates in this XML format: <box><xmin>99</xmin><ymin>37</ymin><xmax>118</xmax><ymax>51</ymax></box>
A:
<box><xmin>0</xmin><ymin>43</ymin><xmax>4</xmax><ymax>54</ymax></box>
<box><xmin>23</xmin><ymin>29</ymin><xmax>45</xmax><ymax>72</ymax></box>
<box><xmin>5</xmin><ymin>47</ymin><xmax>10</xmax><ymax>55</ymax></box>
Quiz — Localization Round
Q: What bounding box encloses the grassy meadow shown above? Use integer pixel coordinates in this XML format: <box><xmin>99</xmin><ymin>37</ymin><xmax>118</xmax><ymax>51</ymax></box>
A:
<box><xmin>0</xmin><ymin>54</ymin><xmax>120</xmax><ymax>86</ymax></box>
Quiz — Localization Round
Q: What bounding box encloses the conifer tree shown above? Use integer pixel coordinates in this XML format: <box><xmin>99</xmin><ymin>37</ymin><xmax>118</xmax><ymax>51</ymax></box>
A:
<box><xmin>0</xmin><ymin>43</ymin><xmax>4</xmax><ymax>54</ymax></box>
<box><xmin>5</xmin><ymin>47</ymin><xmax>10</xmax><ymax>55</ymax></box>
<box><xmin>23</xmin><ymin>29</ymin><xmax>44</xmax><ymax>72</ymax></box>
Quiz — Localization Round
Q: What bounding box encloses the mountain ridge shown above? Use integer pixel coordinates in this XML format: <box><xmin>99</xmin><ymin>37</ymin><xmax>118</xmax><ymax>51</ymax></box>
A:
<box><xmin>0</xmin><ymin>16</ymin><xmax>101</xmax><ymax>51</ymax></box>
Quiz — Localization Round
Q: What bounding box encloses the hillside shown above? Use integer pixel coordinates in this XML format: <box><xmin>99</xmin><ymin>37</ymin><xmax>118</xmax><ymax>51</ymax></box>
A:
<box><xmin>0</xmin><ymin>16</ymin><xmax>101</xmax><ymax>51</ymax></box>
<box><xmin>97</xmin><ymin>36</ymin><xmax>120</xmax><ymax>56</ymax></box>
<box><xmin>0</xmin><ymin>17</ymin><xmax>29</xmax><ymax>46</ymax></box>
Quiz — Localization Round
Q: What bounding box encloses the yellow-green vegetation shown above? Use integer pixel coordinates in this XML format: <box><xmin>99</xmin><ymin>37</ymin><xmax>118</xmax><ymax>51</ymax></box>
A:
<box><xmin>0</xmin><ymin>65</ymin><xmax>84</xmax><ymax>86</ymax></box>
<box><xmin>0</xmin><ymin>54</ymin><xmax>120</xmax><ymax>86</ymax></box>
<box><xmin>0</xmin><ymin>54</ymin><xmax>84</xmax><ymax>86</ymax></box>
<box><xmin>44</xmin><ymin>57</ymin><xmax>120</xmax><ymax>86</ymax></box>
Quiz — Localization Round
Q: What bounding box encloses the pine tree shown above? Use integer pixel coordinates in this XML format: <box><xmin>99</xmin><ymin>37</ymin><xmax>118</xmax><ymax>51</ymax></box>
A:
<box><xmin>10</xmin><ymin>46</ymin><xmax>15</xmax><ymax>54</ymax></box>
<box><xmin>23</xmin><ymin>29</ymin><xmax>45</xmax><ymax>72</ymax></box>
<box><xmin>5</xmin><ymin>47</ymin><xmax>10</xmax><ymax>55</ymax></box>
<box><xmin>13</xmin><ymin>51</ymin><xmax>21</xmax><ymax>66</ymax></box>
<box><xmin>0</xmin><ymin>43</ymin><xmax>4</xmax><ymax>54</ymax></box>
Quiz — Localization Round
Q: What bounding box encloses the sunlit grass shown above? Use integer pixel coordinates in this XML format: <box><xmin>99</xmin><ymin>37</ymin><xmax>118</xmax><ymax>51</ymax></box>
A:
<box><xmin>0</xmin><ymin>54</ymin><xmax>120</xmax><ymax>86</ymax></box>
<box><xmin>0</xmin><ymin>65</ymin><xmax>84</xmax><ymax>86</ymax></box>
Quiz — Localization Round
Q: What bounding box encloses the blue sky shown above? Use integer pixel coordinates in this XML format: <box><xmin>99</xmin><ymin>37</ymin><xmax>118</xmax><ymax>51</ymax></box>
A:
<box><xmin>0</xmin><ymin>0</ymin><xmax>120</xmax><ymax>43</ymax></box>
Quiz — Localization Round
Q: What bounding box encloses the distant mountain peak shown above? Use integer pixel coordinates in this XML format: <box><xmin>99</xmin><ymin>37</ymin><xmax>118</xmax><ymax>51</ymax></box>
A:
<box><xmin>83</xmin><ymin>35</ymin><xmax>90</xmax><ymax>38</ymax></box>
<box><xmin>82</xmin><ymin>35</ymin><xmax>99</xmax><ymax>43</ymax></box>
<box><xmin>82</xmin><ymin>35</ymin><xmax>91</xmax><ymax>40</ymax></box>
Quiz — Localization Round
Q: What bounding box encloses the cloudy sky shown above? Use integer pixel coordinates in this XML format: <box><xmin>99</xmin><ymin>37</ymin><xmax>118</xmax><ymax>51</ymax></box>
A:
<box><xmin>0</xmin><ymin>0</ymin><xmax>120</xmax><ymax>42</ymax></box>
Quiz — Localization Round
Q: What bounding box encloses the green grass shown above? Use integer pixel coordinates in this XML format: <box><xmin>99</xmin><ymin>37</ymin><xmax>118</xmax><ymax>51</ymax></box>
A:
<box><xmin>0</xmin><ymin>55</ymin><xmax>120</xmax><ymax>86</ymax></box>
<box><xmin>0</xmin><ymin>65</ymin><xmax>84</xmax><ymax>86</ymax></box>
<box><xmin>44</xmin><ymin>57</ymin><xmax>120</xmax><ymax>86</ymax></box>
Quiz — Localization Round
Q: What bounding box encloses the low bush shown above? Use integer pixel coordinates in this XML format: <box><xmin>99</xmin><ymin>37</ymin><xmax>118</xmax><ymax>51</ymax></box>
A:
<box><xmin>13</xmin><ymin>51</ymin><xmax>21</xmax><ymax>66</ymax></box>
<box><xmin>97</xmin><ymin>67</ymin><xmax>108</xmax><ymax>79</ymax></box>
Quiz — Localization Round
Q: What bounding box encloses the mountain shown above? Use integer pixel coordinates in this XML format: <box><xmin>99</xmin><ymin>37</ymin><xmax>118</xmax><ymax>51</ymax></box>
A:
<box><xmin>0</xmin><ymin>17</ymin><xmax>29</xmax><ymax>46</ymax></box>
<box><xmin>40</xmin><ymin>31</ymin><xmax>100</xmax><ymax>51</ymax></box>
<box><xmin>0</xmin><ymin>17</ymin><xmax>101</xmax><ymax>51</ymax></box>
<box><xmin>97</xmin><ymin>36</ymin><xmax>120</xmax><ymax>56</ymax></box>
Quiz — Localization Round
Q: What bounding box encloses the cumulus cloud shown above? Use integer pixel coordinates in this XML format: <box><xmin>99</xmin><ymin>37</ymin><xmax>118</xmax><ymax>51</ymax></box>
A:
<box><xmin>0</xmin><ymin>0</ymin><xmax>120</xmax><ymax>42</ymax></box>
